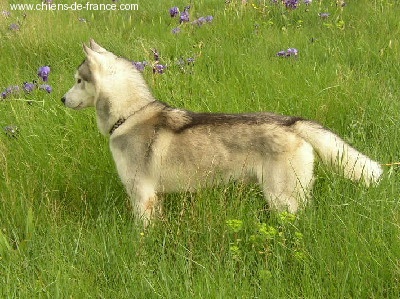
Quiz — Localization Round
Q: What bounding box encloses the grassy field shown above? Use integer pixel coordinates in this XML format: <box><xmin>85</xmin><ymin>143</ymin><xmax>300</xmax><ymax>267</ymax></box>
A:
<box><xmin>1</xmin><ymin>0</ymin><xmax>400</xmax><ymax>297</ymax></box>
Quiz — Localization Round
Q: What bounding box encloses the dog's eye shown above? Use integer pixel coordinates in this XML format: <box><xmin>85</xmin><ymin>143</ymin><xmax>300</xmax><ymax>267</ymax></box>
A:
<box><xmin>77</xmin><ymin>78</ymin><xmax>82</xmax><ymax>84</ymax></box>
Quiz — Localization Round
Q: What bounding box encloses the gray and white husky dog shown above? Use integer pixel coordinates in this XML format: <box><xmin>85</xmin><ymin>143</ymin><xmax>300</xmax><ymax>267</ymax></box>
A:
<box><xmin>62</xmin><ymin>39</ymin><xmax>382</xmax><ymax>226</ymax></box>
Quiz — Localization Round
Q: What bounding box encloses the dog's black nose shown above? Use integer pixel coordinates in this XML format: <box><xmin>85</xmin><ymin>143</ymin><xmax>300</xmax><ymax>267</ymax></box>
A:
<box><xmin>61</xmin><ymin>97</ymin><xmax>66</xmax><ymax>104</ymax></box>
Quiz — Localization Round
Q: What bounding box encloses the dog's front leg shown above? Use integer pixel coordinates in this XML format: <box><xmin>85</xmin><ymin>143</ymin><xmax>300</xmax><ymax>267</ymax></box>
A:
<box><xmin>130</xmin><ymin>185</ymin><xmax>160</xmax><ymax>227</ymax></box>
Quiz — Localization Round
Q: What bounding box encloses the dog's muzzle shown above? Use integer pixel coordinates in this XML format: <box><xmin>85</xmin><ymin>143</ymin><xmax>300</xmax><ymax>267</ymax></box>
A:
<box><xmin>61</xmin><ymin>96</ymin><xmax>66</xmax><ymax>104</ymax></box>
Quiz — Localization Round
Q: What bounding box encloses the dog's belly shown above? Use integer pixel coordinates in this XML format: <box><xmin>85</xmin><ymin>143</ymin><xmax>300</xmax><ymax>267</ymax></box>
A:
<box><xmin>152</xmin><ymin>156</ymin><xmax>260</xmax><ymax>193</ymax></box>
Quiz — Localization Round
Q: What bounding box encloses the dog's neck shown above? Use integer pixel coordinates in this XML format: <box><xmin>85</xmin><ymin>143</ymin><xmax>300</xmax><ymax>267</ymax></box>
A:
<box><xmin>108</xmin><ymin>100</ymin><xmax>157</xmax><ymax>135</ymax></box>
<box><xmin>94</xmin><ymin>70</ymin><xmax>157</xmax><ymax>135</ymax></box>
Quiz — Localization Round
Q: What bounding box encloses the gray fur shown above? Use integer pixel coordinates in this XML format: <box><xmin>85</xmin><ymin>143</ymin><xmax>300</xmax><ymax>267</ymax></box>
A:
<box><xmin>78</xmin><ymin>60</ymin><xmax>93</xmax><ymax>83</ymax></box>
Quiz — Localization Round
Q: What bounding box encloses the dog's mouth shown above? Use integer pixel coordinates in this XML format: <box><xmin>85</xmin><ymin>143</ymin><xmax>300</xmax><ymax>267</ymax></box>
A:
<box><xmin>72</xmin><ymin>102</ymin><xmax>84</xmax><ymax>110</ymax></box>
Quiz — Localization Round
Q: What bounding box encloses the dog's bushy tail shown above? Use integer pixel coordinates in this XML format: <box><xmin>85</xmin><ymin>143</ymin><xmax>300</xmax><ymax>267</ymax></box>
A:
<box><xmin>294</xmin><ymin>120</ymin><xmax>383</xmax><ymax>186</ymax></box>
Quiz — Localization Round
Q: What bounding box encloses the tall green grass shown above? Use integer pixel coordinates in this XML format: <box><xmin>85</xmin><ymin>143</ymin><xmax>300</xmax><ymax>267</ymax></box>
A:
<box><xmin>1</xmin><ymin>0</ymin><xmax>399</xmax><ymax>297</ymax></box>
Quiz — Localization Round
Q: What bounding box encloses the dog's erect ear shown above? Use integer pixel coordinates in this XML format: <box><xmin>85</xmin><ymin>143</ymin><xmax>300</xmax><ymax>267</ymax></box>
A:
<box><xmin>82</xmin><ymin>43</ymin><xmax>106</xmax><ymax>68</ymax></box>
<box><xmin>89</xmin><ymin>39</ymin><xmax>107</xmax><ymax>53</ymax></box>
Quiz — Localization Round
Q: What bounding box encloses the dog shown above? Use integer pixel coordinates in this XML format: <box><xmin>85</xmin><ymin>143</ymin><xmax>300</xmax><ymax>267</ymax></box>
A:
<box><xmin>62</xmin><ymin>39</ymin><xmax>383</xmax><ymax>226</ymax></box>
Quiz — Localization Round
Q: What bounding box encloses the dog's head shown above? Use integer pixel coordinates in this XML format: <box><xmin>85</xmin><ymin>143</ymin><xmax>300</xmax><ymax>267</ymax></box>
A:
<box><xmin>62</xmin><ymin>39</ymin><xmax>155</xmax><ymax>135</ymax></box>
<box><xmin>61</xmin><ymin>39</ymin><xmax>117</xmax><ymax>109</ymax></box>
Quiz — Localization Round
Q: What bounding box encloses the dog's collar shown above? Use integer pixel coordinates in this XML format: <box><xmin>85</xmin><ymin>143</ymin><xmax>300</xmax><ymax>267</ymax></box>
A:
<box><xmin>109</xmin><ymin>100</ymin><xmax>157</xmax><ymax>135</ymax></box>
<box><xmin>109</xmin><ymin>118</ymin><xmax>126</xmax><ymax>135</ymax></box>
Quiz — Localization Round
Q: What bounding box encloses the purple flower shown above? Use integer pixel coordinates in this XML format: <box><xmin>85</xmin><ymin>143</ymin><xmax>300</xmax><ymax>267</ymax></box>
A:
<box><xmin>193</xmin><ymin>17</ymin><xmax>207</xmax><ymax>26</ymax></box>
<box><xmin>153</xmin><ymin>64</ymin><xmax>166</xmax><ymax>74</ymax></box>
<box><xmin>2</xmin><ymin>85</ymin><xmax>21</xmax><ymax>99</ymax></box>
<box><xmin>277</xmin><ymin>51</ymin><xmax>286</xmax><ymax>57</ymax></box>
<box><xmin>39</xmin><ymin>84</ymin><xmax>52</xmax><ymax>93</ymax></box>
<box><xmin>152</xmin><ymin>49</ymin><xmax>159</xmax><ymax>61</ymax></box>
<box><xmin>192</xmin><ymin>15</ymin><xmax>214</xmax><ymax>26</ymax></box>
<box><xmin>23</xmin><ymin>82</ymin><xmax>35</xmax><ymax>93</ymax></box>
<box><xmin>9</xmin><ymin>85</ymin><xmax>20</xmax><ymax>94</ymax></box>
<box><xmin>177</xmin><ymin>57</ymin><xmax>195</xmax><ymax>70</ymax></box>
<box><xmin>132</xmin><ymin>61</ymin><xmax>147</xmax><ymax>72</ymax></box>
<box><xmin>319</xmin><ymin>12</ymin><xmax>330</xmax><ymax>19</ymax></box>
<box><xmin>284</xmin><ymin>0</ymin><xmax>299</xmax><ymax>9</ymax></box>
<box><xmin>286</xmin><ymin>48</ymin><xmax>298</xmax><ymax>56</ymax></box>
<box><xmin>171</xmin><ymin>27</ymin><xmax>181</xmax><ymax>34</ymax></box>
<box><xmin>179</xmin><ymin>6</ymin><xmax>190</xmax><ymax>23</ymax></box>
<box><xmin>9</xmin><ymin>23</ymin><xmax>19</xmax><ymax>31</ymax></box>
<box><xmin>2</xmin><ymin>10</ymin><xmax>10</xmax><ymax>18</ymax></box>
<box><xmin>180</xmin><ymin>11</ymin><xmax>189</xmax><ymax>23</ymax></box>
<box><xmin>304</xmin><ymin>0</ymin><xmax>312</xmax><ymax>5</ymax></box>
<box><xmin>205</xmin><ymin>16</ymin><xmax>214</xmax><ymax>22</ymax></box>
<box><xmin>38</xmin><ymin>66</ymin><xmax>51</xmax><ymax>82</ymax></box>
<box><xmin>277</xmin><ymin>48</ymin><xmax>299</xmax><ymax>57</ymax></box>
<box><xmin>169</xmin><ymin>7</ymin><xmax>179</xmax><ymax>17</ymax></box>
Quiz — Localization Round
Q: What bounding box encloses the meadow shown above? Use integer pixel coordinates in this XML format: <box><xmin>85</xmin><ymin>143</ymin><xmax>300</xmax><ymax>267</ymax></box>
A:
<box><xmin>0</xmin><ymin>0</ymin><xmax>399</xmax><ymax>297</ymax></box>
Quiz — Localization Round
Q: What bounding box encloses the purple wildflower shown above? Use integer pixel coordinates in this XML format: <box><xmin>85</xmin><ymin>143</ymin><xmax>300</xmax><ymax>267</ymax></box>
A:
<box><xmin>171</xmin><ymin>27</ymin><xmax>181</xmax><ymax>34</ymax></box>
<box><xmin>132</xmin><ymin>61</ymin><xmax>147</xmax><ymax>72</ymax></box>
<box><xmin>153</xmin><ymin>64</ymin><xmax>166</xmax><ymax>74</ymax></box>
<box><xmin>180</xmin><ymin>11</ymin><xmax>190</xmax><ymax>23</ymax></box>
<box><xmin>286</xmin><ymin>48</ymin><xmax>298</xmax><ymax>56</ymax></box>
<box><xmin>177</xmin><ymin>57</ymin><xmax>195</xmax><ymax>71</ymax></box>
<box><xmin>304</xmin><ymin>0</ymin><xmax>312</xmax><ymax>5</ymax></box>
<box><xmin>319</xmin><ymin>12</ymin><xmax>330</xmax><ymax>19</ymax></box>
<box><xmin>39</xmin><ymin>84</ymin><xmax>52</xmax><ymax>93</ymax></box>
<box><xmin>23</xmin><ymin>82</ymin><xmax>35</xmax><ymax>93</ymax></box>
<box><xmin>38</xmin><ymin>66</ymin><xmax>51</xmax><ymax>82</ymax></box>
<box><xmin>284</xmin><ymin>0</ymin><xmax>299</xmax><ymax>9</ymax></box>
<box><xmin>152</xmin><ymin>49</ymin><xmax>159</xmax><ymax>61</ymax></box>
<box><xmin>5</xmin><ymin>87</ymin><xmax>13</xmax><ymax>94</ymax></box>
<box><xmin>2</xmin><ymin>10</ymin><xmax>10</xmax><ymax>18</ymax></box>
<box><xmin>169</xmin><ymin>7</ymin><xmax>180</xmax><ymax>18</ymax></box>
<box><xmin>1</xmin><ymin>85</ymin><xmax>20</xmax><ymax>99</ymax></box>
<box><xmin>277</xmin><ymin>51</ymin><xmax>286</xmax><ymax>57</ymax></box>
<box><xmin>193</xmin><ymin>17</ymin><xmax>207</xmax><ymax>26</ymax></box>
<box><xmin>179</xmin><ymin>6</ymin><xmax>190</xmax><ymax>23</ymax></box>
<box><xmin>277</xmin><ymin>48</ymin><xmax>298</xmax><ymax>57</ymax></box>
<box><xmin>205</xmin><ymin>16</ymin><xmax>214</xmax><ymax>22</ymax></box>
<box><xmin>192</xmin><ymin>15</ymin><xmax>214</xmax><ymax>26</ymax></box>
<box><xmin>9</xmin><ymin>23</ymin><xmax>20</xmax><ymax>31</ymax></box>
<box><xmin>9</xmin><ymin>85</ymin><xmax>20</xmax><ymax>94</ymax></box>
